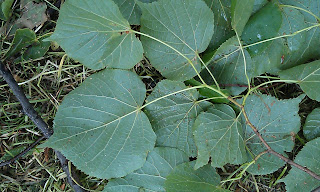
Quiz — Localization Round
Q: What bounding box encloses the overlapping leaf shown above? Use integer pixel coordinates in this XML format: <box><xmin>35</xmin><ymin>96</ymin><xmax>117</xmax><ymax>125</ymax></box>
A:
<box><xmin>48</xmin><ymin>0</ymin><xmax>143</xmax><ymax>70</ymax></box>
<box><xmin>164</xmin><ymin>162</ymin><xmax>230</xmax><ymax>192</ymax></box>
<box><xmin>193</xmin><ymin>105</ymin><xmax>247</xmax><ymax>169</ymax></box>
<box><xmin>243</xmin><ymin>94</ymin><xmax>303</xmax><ymax>175</ymax></box>
<box><xmin>145</xmin><ymin>80</ymin><xmax>210</xmax><ymax>157</ymax></box>
<box><xmin>204</xmin><ymin>0</ymin><xmax>235</xmax><ymax>51</ymax></box>
<box><xmin>281</xmin><ymin>137</ymin><xmax>320</xmax><ymax>192</ymax></box>
<box><xmin>42</xmin><ymin>69</ymin><xmax>156</xmax><ymax>179</ymax></box>
<box><xmin>279</xmin><ymin>60</ymin><xmax>320</xmax><ymax>102</ymax></box>
<box><xmin>279</xmin><ymin>0</ymin><xmax>320</xmax><ymax>67</ymax></box>
<box><xmin>139</xmin><ymin>0</ymin><xmax>214</xmax><ymax>81</ymax></box>
<box><xmin>303</xmin><ymin>108</ymin><xmax>320</xmax><ymax>141</ymax></box>
<box><xmin>114</xmin><ymin>0</ymin><xmax>156</xmax><ymax>25</ymax></box>
<box><xmin>103</xmin><ymin>147</ymin><xmax>188</xmax><ymax>192</ymax></box>
<box><xmin>202</xmin><ymin>36</ymin><xmax>254</xmax><ymax>95</ymax></box>
<box><xmin>231</xmin><ymin>0</ymin><xmax>255</xmax><ymax>36</ymax></box>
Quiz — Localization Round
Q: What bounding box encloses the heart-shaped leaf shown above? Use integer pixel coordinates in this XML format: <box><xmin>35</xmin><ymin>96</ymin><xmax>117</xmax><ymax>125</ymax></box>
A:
<box><xmin>243</xmin><ymin>94</ymin><xmax>303</xmax><ymax>175</ymax></box>
<box><xmin>193</xmin><ymin>104</ymin><xmax>247</xmax><ymax>169</ymax></box>
<box><xmin>139</xmin><ymin>0</ymin><xmax>214</xmax><ymax>81</ymax></box>
<box><xmin>279</xmin><ymin>60</ymin><xmax>320</xmax><ymax>102</ymax></box>
<box><xmin>145</xmin><ymin>80</ymin><xmax>211</xmax><ymax>157</ymax></box>
<box><xmin>104</xmin><ymin>147</ymin><xmax>188</xmax><ymax>192</ymax></box>
<box><xmin>42</xmin><ymin>69</ymin><xmax>156</xmax><ymax>179</ymax></box>
<box><xmin>231</xmin><ymin>0</ymin><xmax>255</xmax><ymax>36</ymax></box>
<box><xmin>280</xmin><ymin>137</ymin><xmax>320</xmax><ymax>192</ymax></box>
<box><xmin>48</xmin><ymin>0</ymin><xmax>143</xmax><ymax>70</ymax></box>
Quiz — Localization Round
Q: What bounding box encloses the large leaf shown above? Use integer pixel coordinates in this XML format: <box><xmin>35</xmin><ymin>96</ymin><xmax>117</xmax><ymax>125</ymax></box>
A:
<box><xmin>231</xmin><ymin>0</ymin><xmax>255</xmax><ymax>36</ymax></box>
<box><xmin>303</xmin><ymin>108</ymin><xmax>320</xmax><ymax>141</ymax></box>
<box><xmin>202</xmin><ymin>36</ymin><xmax>254</xmax><ymax>95</ymax></box>
<box><xmin>279</xmin><ymin>60</ymin><xmax>320</xmax><ymax>102</ymax></box>
<box><xmin>279</xmin><ymin>0</ymin><xmax>320</xmax><ymax>68</ymax></box>
<box><xmin>193</xmin><ymin>104</ymin><xmax>247</xmax><ymax>169</ymax></box>
<box><xmin>48</xmin><ymin>0</ymin><xmax>143</xmax><ymax>70</ymax></box>
<box><xmin>204</xmin><ymin>0</ymin><xmax>235</xmax><ymax>51</ymax></box>
<box><xmin>139</xmin><ymin>0</ymin><xmax>214</xmax><ymax>81</ymax></box>
<box><xmin>114</xmin><ymin>0</ymin><xmax>156</xmax><ymax>25</ymax></box>
<box><xmin>104</xmin><ymin>147</ymin><xmax>188</xmax><ymax>192</ymax></box>
<box><xmin>243</xmin><ymin>94</ymin><xmax>303</xmax><ymax>175</ymax></box>
<box><xmin>145</xmin><ymin>80</ymin><xmax>210</xmax><ymax>157</ymax></box>
<box><xmin>42</xmin><ymin>69</ymin><xmax>156</xmax><ymax>179</ymax></box>
<box><xmin>164</xmin><ymin>162</ymin><xmax>230</xmax><ymax>192</ymax></box>
<box><xmin>281</xmin><ymin>137</ymin><xmax>320</xmax><ymax>192</ymax></box>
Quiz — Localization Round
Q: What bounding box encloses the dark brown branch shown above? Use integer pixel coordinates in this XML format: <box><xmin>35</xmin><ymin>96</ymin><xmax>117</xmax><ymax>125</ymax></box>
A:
<box><xmin>227</xmin><ymin>96</ymin><xmax>320</xmax><ymax>181</ymax></box>
<box><xmin>0</xmin><ymin>136</ymin><xmax>45</xmax><ymax>167</ymax></box>
<box><xmin>0</xmin><ymin>62</ymin><xmax>86</xmax><ymax>192</ymax></box>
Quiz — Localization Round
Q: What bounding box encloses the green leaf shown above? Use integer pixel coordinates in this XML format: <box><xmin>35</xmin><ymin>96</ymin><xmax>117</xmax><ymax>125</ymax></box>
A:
<box><xmin>231</xmin><ymin>0</ymin><xmax>255</xmax><ymax>36</ymax></box>
<box><xmin>5</xmin><ymin>28</ymin><xmax>36</xmax><ymax>59</ymax></box>
<box><xmin>22</xmin><ymin>34</ymin><xmax>51</xmax><ymax>60</ymax></box>
<box><xmin>139</xmin><ymin>0</ymin><xmax>214</xmax><ymax>81</ymax></box>
<box><xmin>42</xmin><ymin>69</ymin><xmax>156</xmax><ymax>179</ymax></box>
<box><xmin>303</xmin><ymin>108</ymin><xmax>320</xmax><ymax>141</ymax></box>
<box><xmin>104</xmin><ymin>147</ymin><xmax>189</xmax><ymax>192</ymax></box>
<box><xmin>243</xmin><ymin>94</ymin><xmax>303</xmax><ymax>175</ymax></box>
<box><xmin>202</xmin><ymin>36</ymin><xmax>254</xmax><ymax>95</ymax></box>
<box><xmin>164</xmin><ymin>162</ymin><xmax>230</xmax><ymax>192</ymax></box>
<box><xmin>204</xmin><ymin>0</ymin><xmax>235</xmax><ymax>51</ymax></box>
<box><xmin>114</xmin><ymin>0</ymin><xmax>156</xmax><ymax>25</ymax></box>
<box><xmin>242</xmin><ymin>1</ymin><xmax>282</xmax><ymax>56</ymax></box>
<box><xmin>281</xmin><ymin>137</ymin><xmax>320</xmax><ymax>192</ymax></box>
<box><xmin>279</xmin><ymin>60</ymin><xmax>320</xmax><ymax>102</ymax></box>
<box><xmin>252</xmin><ymin>0</ymin><xmax>268</xmax><ymax>13</ymax></box>
<box><xmin>48</xmin><ymin>0</ymin><xmax>143</xmax><ymax>70</ymax></box>
<box><xmin>145</xmin><ymin>80</ymin><xmax>210</xmax><ymax>157</ymax></box>
<box><xmin>0</xmin><ymin>0</ymin><xmax>13</xmax><ymax>21</ymax></box>
<box><xmin>193</xmin><ymin>104</ymin><xmax>247</xmax><ymax>169</ymax></box>
<box><xmin>279</xmin><ymin>0</ymin><xmax>320</xmax><ymax>67</ymax></box>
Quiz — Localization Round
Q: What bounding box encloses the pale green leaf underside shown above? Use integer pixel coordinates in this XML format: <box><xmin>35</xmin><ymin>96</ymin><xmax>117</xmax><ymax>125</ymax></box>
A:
<box><xmin>104</xmin><ymin>147</ymin><xmax>188</xmax><ymax>192</ymax></box>
<box><xmin>164</xmin><ymin>162</ymin><xmax>230</xmax><ymax>192</ymax></box>
<box><xmin>231</xmin><ymin>0</ymin><xmax>255</xmax><ymax>36</ymax></box>
<box><xmin>281</xmin><ymin>137</ymin><xmax>320</xmax><ymax>192</ymax></box>
<box><xmin>243</xmin><ymin>94</ymin><xmax>303</xmax><ymax>175</ymax></box>
<box><xmin>279</xmin><ymin>60</ymin><xmax>320</xmax><ymax>102</ymax></box>
<box><xmin>48</xmin><ymin>0</ymin><xmax>143</xmax><ymax>70</ymax></box>
<box><xmin>139</xmin><ymin>0</ymin><xmax>214</xmax><ymax>81</ymax></box>
<box><xmin>42</xmin><ymin>69</ymin><xmax>156</xmax><ymax>179</ymax></box>
<box><xmin>193</xmin><ymin>105</ymin><xmax>247</xmax><ymax>169</ymax></box>
<box><xmin>145</xmin><ymin>80</ymin><xmax>210</xmax><ymax>157</ymax></box>
<box><xmin>203</xmin><ymin>36</ymin><xmax>254</xmax><ymax>95</ymax></box>
<box><xmin>303</xmin><ymin>108</ymin><xmax>320</xmax><ymax>141</ymax></box>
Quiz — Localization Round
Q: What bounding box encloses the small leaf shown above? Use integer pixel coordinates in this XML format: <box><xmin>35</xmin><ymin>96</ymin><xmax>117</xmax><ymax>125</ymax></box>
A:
<box><xmin>202</xmin><ymin>36</ymin><xmax>254</xmax><ymax>95</ymax></box>
<box><xmin>114</xmin><ymin>0</ymin><xmax>156</xmax><ymax>25</ymax></box>
<box><xmin>164</xmin><ymin>162</ymin><xmax>230</xmax><ymax>192</ymax></box>
<box><xmin>139</xmin><ymin>0</ymin><xmax>214</xmax><ymax>81</ymax></box>
<box><xmin>231</xmin><ymin>0</ymin><xmax>255</xmax><ymax>36</ymax></box>
<box><xmin>243</xmin><ymin>94</ymin><xmax>303</xmax><ymax>175</ymax></box>
<box><xmin>204</xmin><ymin>0</ymin><xmax>235</xmax><ymax>51</ymax></box>
<box><xmin>48</xmin><ymin>0</ymin><xmax>143</xmax><ymax>70</ymax></box>
<box><xmin>303</xmin><ymin>108</ymin><xmax>320</xmax><ymax>141</ymax></box>
<box><xmin>279</xmin><ymin>60</ymin><xmax>320</xmax><ymax>102</ymax></box>
<box><xmin>0</xmin><ymin>0</ymin><xmax>14</xmax><ymax>21</ymax></box>
<box><xmin>5</xmin><ymin>28</ymin><xmax>36</xmax><ymax>59</ymax></box>
<box><xmin>281</xmin><ymin>137</ymin><xmax>320</xmax><ymax>192</ymax></box>
<box><xmin>193</xmin><ymin>104</ymin><xmax>247</xmax><ymax>169</ymax></box>
<box><xmin>145</xmin><ymin>80</ymin><xmax>210</xmax><ymax>157</ymax></box>
<box><xmin>15</xmin><ymin>1</ymin><xmax>48</xmax><ymax>29</ymax></box>
<box><xmin>104</xmin><ymin>147</ymin><xmax>188</xmax><ymax>192</ymax></box>
<box><xmin>22</xmin><ymin>34</ymin><xmax>51</xmax><ymax>60</ymax></box>
<box><xmin>42</xmin><ymin>69</ymin><xmax>156</xmax><ymax>179</ymax></box>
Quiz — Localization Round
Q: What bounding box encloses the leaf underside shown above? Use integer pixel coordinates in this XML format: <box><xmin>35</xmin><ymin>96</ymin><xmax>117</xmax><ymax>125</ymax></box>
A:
<box><xmin>303</xmin><ymin>108</ymin><xmax>320</xmax><ymax>141</ymax></box>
